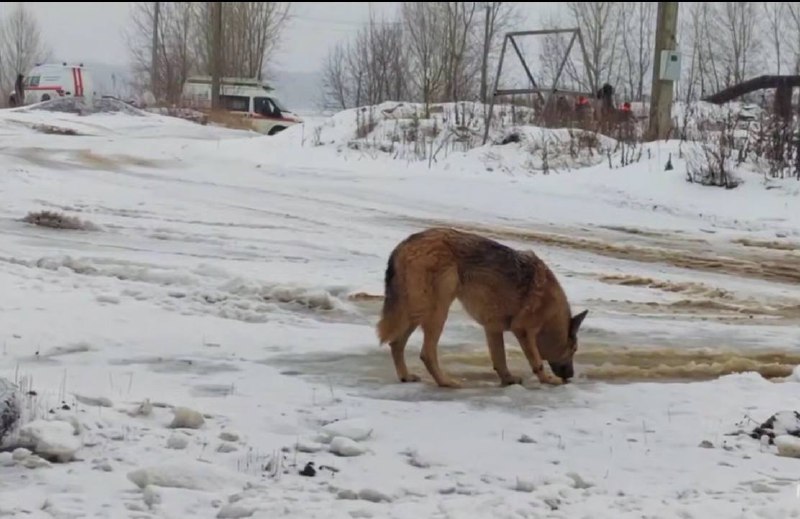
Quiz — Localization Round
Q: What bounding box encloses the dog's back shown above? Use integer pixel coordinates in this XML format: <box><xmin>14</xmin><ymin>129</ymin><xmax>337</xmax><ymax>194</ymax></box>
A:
<box><xmin>377</xmin><ymin>227</ymin><xmax>552</xmax><ymax>342</ymax></box>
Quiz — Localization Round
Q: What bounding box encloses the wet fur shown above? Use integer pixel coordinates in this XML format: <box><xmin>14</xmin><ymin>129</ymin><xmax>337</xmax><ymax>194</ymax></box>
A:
<box><xmin>377</xmin><ymin>227</ymin><xmax>588</xmax><ymax>388</ymax></box>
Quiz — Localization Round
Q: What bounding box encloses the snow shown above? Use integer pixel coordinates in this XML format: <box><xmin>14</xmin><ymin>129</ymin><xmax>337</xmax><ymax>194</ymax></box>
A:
<box><xmin>169</xmin><ymin>407</ymin><xmax>206</xmax><ymax>429</ymax></box>
<box><xmin>328</xmin><ymin>436</ymin><xmax>368</xmax><ymax>457</ymax></box>
<box><xmin>127</xmin><ymin>461</ymin><xmax>248</xmax><ymax>491</ymax></box>
<box><xmin>320</xmin><ymin>418</ymin><xmax>374</xmax><ymax>442</ymax></box>
<box><xmin>775</xmin><ymin>435</ymin><xmax>800</xmax><ymax>459</ymax></box>
<box><xmin>17</xmin><ymin>419</ymin><xmax>81</xmax><ymax>462</ymax></box>
<box><xmin>0</xmin><ymin>100</ymin><xmax>798</xmax><ymax>518</ymax></box>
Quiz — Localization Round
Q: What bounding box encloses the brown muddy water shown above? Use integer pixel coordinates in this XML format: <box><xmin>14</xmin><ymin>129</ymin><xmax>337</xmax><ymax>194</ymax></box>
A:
<box><xmin>269</xmin><ymin>296</ymin><xmax>799</xmax><ymax>400</ymax></box>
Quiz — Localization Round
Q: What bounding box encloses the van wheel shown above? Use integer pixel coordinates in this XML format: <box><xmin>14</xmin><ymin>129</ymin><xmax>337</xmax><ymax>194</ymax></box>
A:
<box><xmin>268</xmin><ymin>126</ymin><xmax>286</xmax><ymax>136</ymax></box>
<box><xmin>41</xmin><ymin>94</ymin><xmax>51</xmax><ymax>101</ymax></box>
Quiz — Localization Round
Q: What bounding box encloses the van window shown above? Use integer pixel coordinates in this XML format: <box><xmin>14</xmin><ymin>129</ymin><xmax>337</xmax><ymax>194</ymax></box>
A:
<box><xmin>220</xmin><ymin>95</ymin><xmax>249</xmax><ymax>112</ymax></box>
<box><xmin>25</xmin><ymin>76</ymin><xmax>40</xmax><ymax>87</ymax></box>
<box><xmin>254</xmin><ymin>97</ymin><xmax>280</xmax><ymax>117</ymax></box>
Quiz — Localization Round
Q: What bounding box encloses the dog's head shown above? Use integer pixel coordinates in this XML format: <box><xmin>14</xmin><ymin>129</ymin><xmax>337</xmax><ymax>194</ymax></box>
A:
<box><xmin>542</xmin><ymin>309</ymin><xmax>588</xmax><ymax>382</ymax></box>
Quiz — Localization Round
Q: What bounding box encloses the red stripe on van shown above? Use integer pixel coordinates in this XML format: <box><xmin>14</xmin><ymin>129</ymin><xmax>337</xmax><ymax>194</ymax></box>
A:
<box><xmin>76</xmin><ymin>68</ymin><xmax>84</xmax><ymax>97</ymax></box>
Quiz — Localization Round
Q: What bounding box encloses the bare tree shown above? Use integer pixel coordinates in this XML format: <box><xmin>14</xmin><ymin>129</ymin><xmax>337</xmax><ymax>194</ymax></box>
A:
<box><xmin>441</xmin><ymin>2</ymin><xmax>479</xmax><ymax>103</ymax></box>
<box><xmin>321</xmin><ymin>42</ymin><xmax>350</xmax><ymax>110</ymax></box>
<box><xmin>718</xmin><ymin>2</ymin><xmax>762</xmax><ymax>86</ymax></box>
<box><xmin>403</xmin><ymin>2</ymin><xmax>448</xmax><ymax>112</ymax></box>
<box><xmin>127</xmin><ymin>1</ymin><xmax>290</xmax><ymax>105</ymax></box>
<box><xmin>536</xmin><ymin>14</ymin><xmax>582</xmax><ymax>92</ymax></box>
<box><xmin>566</xmin><ymin>2</ymin><xmax>622</xmax><ymax>93</ymax></box>
<box><xmin>479</xmin><ymin>2</ymin><xmax>518</xmax><ymax>104</ymax></box>
<box><xmin>193</xmin><ymin>2</ymin><xmax>290</xmax><ymax>80</ymax></box>
<box><xmin>619</xmin><ymin>2</ymin><xmax>654</xmax><ymax>102</ymax></box>
<box><xmin>763</xmin><ymin>2</ymin><xmax>787</xmax><ymax>74</ymax></box>
<box><xmin>682</xmin><ymin>2</ymin><xmax>725</xmax><ymax>100</ymax></box>
<box><xmin>0</xmin><ymin>3</ymin><xmax>51</xmax><ymax>100</ymax></box>
<box><xmin>786</xmin><ymin>2</ymin><xmax>800</xmax><ymax>73</ymax></box>
<box><xmin>320</xmin><ymin>15</ymin><xmax>408</xmax><ymax>110</ymax></box>
<box><xmin>127</xmin><ymin>2</ymin><xmax>197</xmax><ymax>104</ymax></box>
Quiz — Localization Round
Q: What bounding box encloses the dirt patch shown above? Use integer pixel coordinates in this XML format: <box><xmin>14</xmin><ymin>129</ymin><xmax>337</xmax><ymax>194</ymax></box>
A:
<box><xmin>598</xmin><ymin>225</ymin><xmax>671</xmax><ymax>239</ymax></box>
<box><xmin>3</xmin><ymin>147</ymin><xmax>172</xmax><ymax>171</ymax></box>
<box><xmin>595</xmin><ymin>274</ymin><xmax>800</xmax><ymax>322</ymax></box>
<box><xmin>32</xmin><ymin>124</ymin><xmax>82</xmax><ymax>136</ymax></box>
<box><xmin>599</xmin><ymin>274</ymin><xmax>732</xmax><ymax>299</ymax></box>
<box><xmin>733</xmin><ymin>238</ymin><xmax>800</xmax><ymax>252</ymax></box>
<box><xmin>419</xmin><ymin>220</ymin><xmax>800</xmax><ymax>285</ymax></box>
<box><xmin>347</xmin><ymin>292</ymin><xmax>384</xmax><ymax>302</ymax></box>
<box><xmin>590</xmin><ymin>298</ymin><xmax>800</xmax><ymax>326</ymax></box>
<box><xmin>21</xmin><ymin>210</ymin><xmax>100</xmax><ymax>231</ymax></box>
<box><xmin>74</xmin><ymin>149</ymin><xmax>167</xmax><ymax>169</ymax></box>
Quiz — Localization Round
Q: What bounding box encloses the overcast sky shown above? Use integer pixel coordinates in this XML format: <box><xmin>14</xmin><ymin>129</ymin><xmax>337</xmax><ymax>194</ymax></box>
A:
<box><xmin>6</xmin><ymin>2</ymin><xmax>562</xmax><ymax>75</ymax></box>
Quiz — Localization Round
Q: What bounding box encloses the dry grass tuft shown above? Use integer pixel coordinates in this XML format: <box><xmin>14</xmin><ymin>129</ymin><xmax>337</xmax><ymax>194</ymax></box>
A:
<box><xmin>21</xmin><ymin>210</ymin><xmax>100</xmax><ymax>231</ymax></box>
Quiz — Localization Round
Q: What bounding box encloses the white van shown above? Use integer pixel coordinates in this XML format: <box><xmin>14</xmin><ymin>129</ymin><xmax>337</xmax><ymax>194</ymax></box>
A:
<box><xmin>15</xmin><ymin>63</ymin><xmax>96</xmax><ymax>106</ymax></box>
<box><xmin>181</xmin><ymin>75</ymin><xmax>302</xmax><ymax>135</ymax></box>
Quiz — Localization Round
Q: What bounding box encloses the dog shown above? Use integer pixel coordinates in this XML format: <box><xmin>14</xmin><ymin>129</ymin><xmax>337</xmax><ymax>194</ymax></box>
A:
<box><xmin>376</xmin><ymin>227</ymin><xmax>588</xmax><ymax>388</ymax></box>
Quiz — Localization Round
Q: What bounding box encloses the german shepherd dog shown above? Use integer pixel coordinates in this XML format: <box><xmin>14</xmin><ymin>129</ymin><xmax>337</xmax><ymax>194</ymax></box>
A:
<box><xmin>376</xmin><ymin>227</ymin><xmax>588</xmax><ymax>388</ymax></box>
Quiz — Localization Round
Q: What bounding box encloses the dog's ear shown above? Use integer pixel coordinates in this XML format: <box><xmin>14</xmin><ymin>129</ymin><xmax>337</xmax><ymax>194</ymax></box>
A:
<box><xmin>569</xmin><ymin>310</ymin><xmax>588</xmax><ymax>338</ymax></box>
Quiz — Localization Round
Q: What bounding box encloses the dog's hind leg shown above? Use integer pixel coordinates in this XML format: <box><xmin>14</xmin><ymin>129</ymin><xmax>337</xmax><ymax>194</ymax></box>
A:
<box><xmin>485</xmin><ymin>329</ymin><xmax>522</xmax><ymax>386</ymax></box>
<box><xmin>390</xmin><ymin>325</ymin><xmax>419</xmax><ymax>383</ymax></box>
<box><xmin>420</xmin><ymin>309</ymin><xmax>460</xmax><ymax>388</ymax></box>
<box><xmin>419</xmin><ymin>269</ymin><xmax>460</xmax><ymax>389</ymax></box>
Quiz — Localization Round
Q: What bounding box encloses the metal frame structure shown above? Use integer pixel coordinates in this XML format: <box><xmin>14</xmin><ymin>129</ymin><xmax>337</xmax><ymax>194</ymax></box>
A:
<box><xmin>483</xmin><ymin>28</ymin><xmax>593</xmax><ymax>144</ymax></box>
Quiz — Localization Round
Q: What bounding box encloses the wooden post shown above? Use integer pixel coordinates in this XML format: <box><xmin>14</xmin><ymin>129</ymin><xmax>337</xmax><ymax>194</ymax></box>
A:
<box><xmin>647</xmin><ymin>2</ymin><xmax>679</xmax><ymax>141</ymax></box>
<box><xmin>481</xmin><ymin>3</ymin><xmax>490</xmax><ymax>104</ymax></box>
<box><xmin>774</xmin><ymin>81</ymin><xmax>792</xmax><ymax>120</ymax></box>
<box><xmin>151</xmin><ymin>2</ymin><xmax>160</xmax><ymax>100</ymax></box>
<box><xmin>211</xmin><ymin>2</ymin><xmax>223</xmax><ymax>111</ymax></box>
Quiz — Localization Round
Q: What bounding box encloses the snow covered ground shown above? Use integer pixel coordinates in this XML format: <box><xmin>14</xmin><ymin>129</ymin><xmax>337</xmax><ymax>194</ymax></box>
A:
<box><xmin>0</xmin><ymin>100</ymin><xmax>799</xmax><ymax>518</ymax></box>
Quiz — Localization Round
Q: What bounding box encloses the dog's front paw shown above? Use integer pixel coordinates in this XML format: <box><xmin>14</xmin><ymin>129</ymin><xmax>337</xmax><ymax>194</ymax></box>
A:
<box><xmin>499</xmin><ymin>374</ymin><xmax>523</xmax><ymax>386</ymax></box>
<box><xmin>537</xmin><ymin>371</ymin><xmax>563</xmax><ymax>386</ymax></box>
<box><xmin>437</xmin><ymin>377</ymin><xmax>462</xmax><ymax>389</ymax></box>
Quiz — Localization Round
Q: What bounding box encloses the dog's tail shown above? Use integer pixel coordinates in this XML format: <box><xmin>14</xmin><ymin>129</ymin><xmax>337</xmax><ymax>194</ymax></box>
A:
<box><xmin>376</xmin><ymin>249</ymin><xmax>408</xmax><ymax>345</ymax></box>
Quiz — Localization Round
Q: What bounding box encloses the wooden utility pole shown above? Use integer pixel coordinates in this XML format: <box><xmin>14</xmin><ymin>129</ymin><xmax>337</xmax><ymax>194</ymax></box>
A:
<box><xmin>647</xmin><ymin>2</ymin><xmax>679</xmax><ymax>141</ymax></box>
<box><xmin>211</xmin><ymin>1</ymin><xmax>223</xmax><ymax>110</ymax></box>
<box><xmin>481</xmin><ymin>3</ymin><xmax>491</xmax><ymax>104</ymax></box>
<box><xmin>151</xmin><ymin>2</ymin><xmax>160</xmax><ymax>100</ymax></box>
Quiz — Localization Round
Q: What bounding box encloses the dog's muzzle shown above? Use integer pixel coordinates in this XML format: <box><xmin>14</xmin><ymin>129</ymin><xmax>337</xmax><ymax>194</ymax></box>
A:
<box><xmin>548</xmin><ymin>361</ymin><xmax>574</xmax><ymax>381</ymax></box>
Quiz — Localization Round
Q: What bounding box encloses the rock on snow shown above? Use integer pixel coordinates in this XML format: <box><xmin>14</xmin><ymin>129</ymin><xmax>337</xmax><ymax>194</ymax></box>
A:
<box><xmin>775</xmin><ymin>435</ymin><xmax>800</xmax><ymax>458</ymax></box>
<box><xmin>321</xmin><ymin>418</ymin><xmax>373</xmax><ymax>442</ymax></box>
<box><xmin>169</xmin><ymin>407</ymin><xmax>205</xmax><ymax>429</ymax></box>
<box><xmin>329</xmin><ymin>436</ymin><xmax>367</xmax><ymax>457</ymax></box>
<box><xmin>18</xmin><ymin>419</ymin><xmax>81</xmax><ymax>463</ymax></box>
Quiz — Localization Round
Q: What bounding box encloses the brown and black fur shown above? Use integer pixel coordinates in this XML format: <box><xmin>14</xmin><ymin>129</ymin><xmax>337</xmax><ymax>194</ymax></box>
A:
<box><xmin>377</xmin><ymin>227</ymin><xmax>588</xmax><ymax>388</ymax></box>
